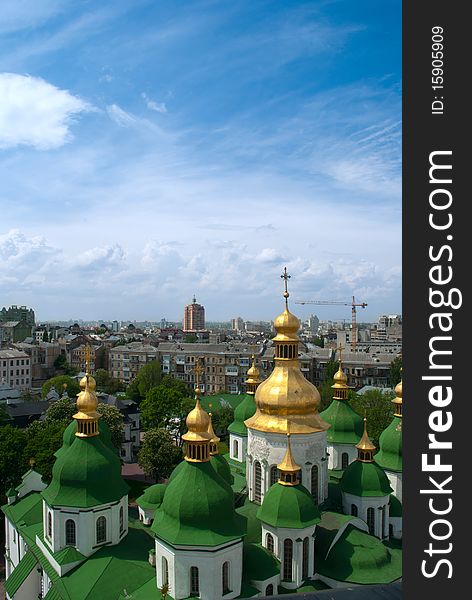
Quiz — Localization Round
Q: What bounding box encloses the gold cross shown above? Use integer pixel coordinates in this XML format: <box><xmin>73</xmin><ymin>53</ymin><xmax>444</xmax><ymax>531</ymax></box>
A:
<box><xmin>335</xmin><ymin>343</ymin><xmax>345</xmax><ymax>363</ymax></box>
<box><xmin>281</xmin><ymin>267</ymin><xmax>291</xmax><ymax>300</ymax></box>
<box><xmin>84</xmin><ymin>343</ymin><xmax>92</xmax><ymax>372</ymax></box>
<box><xmin>194</xmin><ymin>359</ymin><xmax>203</xmax><ymax>391</ymax></box>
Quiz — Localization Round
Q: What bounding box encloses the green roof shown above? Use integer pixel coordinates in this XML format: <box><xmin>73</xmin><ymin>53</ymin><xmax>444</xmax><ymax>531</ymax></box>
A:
<box><xmin>236</xmin><ymin>497</ymin><xmax>262</xmax><ymax>544</ymax></box>
<box><xmin>43</xmin><ymin>435</ymin><xmax>129</xmax><ymax>508</ymax></box>
<box><xmin>375</xmin><ymin>417</ymin><xmax>402</xmax><ymax>472</ymax></box>
<box><xmin>152</xmin><ymin>459</ymin><xmax>246</xmax><ymax>546</ymax></box>
<box><xmin>340</xmin><ymin>460</ymin><xmax>393</xmax><ymax>497</ymax></box>
<box><xmin>5</xmin><ymin>550</ymin><xmax>37</xmax><ymax>596</ymax></box>
<box><xmin>56</xmin><ymin>419</ymin><xmax>115</xmax><ymax>459</ymax></box>
<box><xmin>257</xmin><ymin>483</ymin><xmax>320</xmax><ymax>529</ymax></box>
<box><xmin>389</xmin><ymin>494</ymin><xmax>403</xmax><ymax>517</ymax></box>
<box><xmin>210</xmin><ymin>453</ymin><xmax>234</xmax><ymax>485</ymax></box>
<box><xmin>243</xmin><ymin>543</ymin><xmax>280</xmax><ymax>581</ymax></box>
<box><xmin>320</xmin><ymin>400</ymin><xmax>364</xmax><ymax>444</ymax></box>
<box><xmin>228</xmin><ymin>394</ymin><xmax>256</xmax><ymax>435</ymax></box>
<box><xmin>136</xmin><ymin>484</ymin><xmax>166</xmax><ymax>510</ymax></box>
<box><xmin>316</xmin><ymin>524</ymin><xmax>402</xmax><ymax>584</ymax></box>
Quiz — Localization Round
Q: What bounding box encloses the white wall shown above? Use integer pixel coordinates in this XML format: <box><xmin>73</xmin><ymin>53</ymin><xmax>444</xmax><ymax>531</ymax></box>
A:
<box><xmin>327</xmin><ymin>444</ymin><xmax>357</xmax><ymax>471</ymax></box>
<box><xmin>342</xmin><ymin>492</ymin><xmax>390</xmax><ymax>539</ymax></box>
<box><xmin>229</xmin><ymin>433</ymin><xmax>247</xmax><ymax>463</ymax></box>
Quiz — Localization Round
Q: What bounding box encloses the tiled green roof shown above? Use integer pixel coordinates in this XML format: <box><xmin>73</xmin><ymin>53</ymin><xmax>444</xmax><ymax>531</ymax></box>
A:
<box><xmin>375</xmin><ymin>417</ymin><xmax>402</xmax><ymax>472</ymax></box>
<box><xmin>243</xmin><ymin>543</ymin><xmax>280</xmax><ymax>581</ymax></box>
<box><xmin>389</xmin><ymin>494</ymin><xmax>403</xmax><ymax>517</ymax></box>
<box><xmin>4</xmin><ymin>550</ymin><xmax>37</xmax><ymax>596</ymax></box>
<box><xmin>57</xmin><ymin>419</ymin><xmax>115</xmax><ymax>459</ymax></box>
<box><xmin>228</xmin><ymin>393</ymin><xmax>256</xmax><ymax>435</ymax></box>
<box><xmin>316</xmin><ymin>523</ymin><xmax>402</xmax><ymax>584</ymax></box>
<box><xmin>44</xmin><ymin>587</ymin><xmax>65</xmax><ymax>600</ymax></box>
<box><xmin>136</xmin><ymin>484</ymin><xmax>166</xmax><ymax>510</ymax></box>
<box><xmin>210</xmin><ymin>453</ymin><xmax>234</xmax><ymax>485</ymax></box>
<box><xmin>152</xmin><ymin>459</ymin><xmax>246</xmax><ymax>546</ymax></box>
<box><xmin>320</xmin><ymin>400</ymin><xmax>363</xmax><ymax>444</ymax></box>
<box><xmin>236</xmin><ymin>497</ymin><xmax>261</xmax><ymax>545</ymax></box>
<box><xmin>257</xmin><ymin>483</ymin><xmax>320</xmax><ymax>529</ymax></box>
<box><xmin>2</xmin><ymin>490</ymin><xmax>43</xmax><ymax>527</ymax></box>
<box><xmin>340</xmin><ymin>460</ymin><xmax>393</xmax><ymax>497</ymax></box>
<box><xmin>43</xmin><ymin>435</ymin><xmax>129</xmax><ymax>508</ymax></box>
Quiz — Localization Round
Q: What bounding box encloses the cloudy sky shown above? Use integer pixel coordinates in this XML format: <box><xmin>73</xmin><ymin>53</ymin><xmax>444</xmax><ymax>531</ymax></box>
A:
<box><xmin>0</xmin><ymin>0</ymin><xmax>401</xmax><ymax>323</ymax></box>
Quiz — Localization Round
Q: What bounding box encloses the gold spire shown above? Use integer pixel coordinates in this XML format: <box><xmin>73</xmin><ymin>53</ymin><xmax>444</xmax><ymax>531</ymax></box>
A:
<box><xmin>277</xmin><ymin>433</ymin><xmax>301</xmax><ymax>486</ymax></box>
<box><xmin>356</xmin><ymin>414</ymin><xmax>376</xmax><ymax>462</ymax></box>
<box><xmin>392</xmin><ymin>374</ymin><xmax>402</xmax><ymax>417</ymax></box>
<box><xmin>73</xmin><ymin>345</ymin><xmax>99</xmax><ymax>438</ymax></box>
<box><xmin>182</xmin><ymin>360</ymin><xmax>212</xmax><ymax>462</ymax></box>
<box><xmin>246</xmin><ymin>353</ymin><xmax>261</xmax><ymax>395</ymax></box>
<box><xmin>207</xmin><ymin>412</ymin><xmax>220</xmax><ymax>455</ymax></box>
<box><xmin>332</xmin><ymin>343</ymin><xmax>348</xmax><ymax>399</ymax></box>
<box><xmin>245</xmin><ymin>270</ymin><xmax>329</xmax><ymax>434</ymax></box>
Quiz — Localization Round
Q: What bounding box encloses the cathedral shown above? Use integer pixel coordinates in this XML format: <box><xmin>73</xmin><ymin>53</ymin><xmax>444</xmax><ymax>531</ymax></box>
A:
<box><xmin>2</xmin><ymin>274</ymin><xmax>402</xmax><ymax>599</ymax></box>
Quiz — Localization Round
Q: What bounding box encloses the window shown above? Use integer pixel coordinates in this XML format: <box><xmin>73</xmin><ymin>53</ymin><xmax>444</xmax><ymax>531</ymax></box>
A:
<box><xmin>254</xmin><ymin>461</ymin><xmax>262</xmax><ymax>503</ymax></box>
<box><xmin>341</xmin><ymin>453</ymin><xmax>349</xmax><ymax>469</ymax></box>
<box><xmin>162</xmin><ymin>557</ymin><xmax>169</xmax><ymax>586</ymax></box>
<box><xmin>367</xmin><ymin>507</ymin><xmax>375</xmax><ymax>535</ymax></box>
<box><xmin>65</xmin><ymin>520</ymin><xmax>76</xmax><ymax>545</ymax></box>
<box><xmin>351</xmin><ymin>504</ymin><xmax>358</xmax><ymax>517</ymax></box>
<box><xmin>222</xmin><ymin>561</ymin><xmax>230</xmax><ymax>594</ymax></box>
<box><xmin>302</xmin><ymin>537</ymin><xmax>309</xmax><ymax>579</ymax></box>
<box><xmin>233</xmin><ymin>439</ymin><xmax>239</xmax><ymax>458</ymax></box>
<box><xmin>283</xmin><ymin>539</ymin><xmax>293</xmax><ymax>581</ymax></box>
<box><xmin>96</xmin><ymin>516</ymin><xmax>107</xmax><ymax>544</ymax></box>
<box><xmin>381</xmin><ymin>505</ymin><xmax>386</xmax><ymax>538</ymax></box>
<box><xmin>47</xmin><ymin>512</ymin><xmax>52</xmax><ymax>539</ymax></box>
<box><xmin>120</xmin><ymin>507</ymin><xmax>124</xmax><ymax>532</ymax></box>
<box><xmin>270</xmin><ymin>466</ymin><xmax>279</xmax><ymax>486</ymax></box>
<box><xmin>311</xmin><ymin>465</ymin><xmax>318</xmax><ymax>503</ymax></box>
<box><xmin>265</xmin><ymin>584</ymin><xmax>274</xmax><ymax>596</ymax></box>
<box><xmin>190</xmin><ymin>566</ymin><xmax>199</xmax><ymax>596</ymax></box>
<box><xmin>266</xmin><ymin>533</ymin><xmax>274</xmax><ymax>553</ymax></box>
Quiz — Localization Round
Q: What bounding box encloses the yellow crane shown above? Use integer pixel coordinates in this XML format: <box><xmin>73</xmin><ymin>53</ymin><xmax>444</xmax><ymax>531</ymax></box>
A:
<box><xmin>295</xmin><ymin>296</ymin><xmax>368</xmax><ymax>352</ymax></box>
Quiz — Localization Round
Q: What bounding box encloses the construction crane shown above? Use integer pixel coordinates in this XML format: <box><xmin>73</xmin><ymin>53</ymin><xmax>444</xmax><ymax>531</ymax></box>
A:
<box><xmin>295</xmin><ymin>296</ymin><xmax>368</xmax><ymax>352</ymax></box>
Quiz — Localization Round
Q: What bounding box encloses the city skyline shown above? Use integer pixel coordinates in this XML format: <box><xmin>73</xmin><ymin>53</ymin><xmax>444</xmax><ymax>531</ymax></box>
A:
<box><xmin>0</xmin><ymin>1</ymin><xmax>401</xmax><ymax>321</ymax></box>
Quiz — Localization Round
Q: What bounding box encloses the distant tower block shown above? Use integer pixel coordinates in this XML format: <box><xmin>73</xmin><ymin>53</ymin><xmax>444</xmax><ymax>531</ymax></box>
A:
<box><xmin>183</xmin><ymin>296</ymin><xmax>205</xmax><ymax>332</ymax></box>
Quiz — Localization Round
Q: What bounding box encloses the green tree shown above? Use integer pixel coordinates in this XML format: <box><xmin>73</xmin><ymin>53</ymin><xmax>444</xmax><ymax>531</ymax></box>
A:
<box><xmin>97</xmin><ymin>403</ymin><xmax>125</xmax><ymax>449</ymax></box>
<box><xmin>42</xmin><ymin>375</ymin><xmax>80</xmax><ymax>399</ymax></box>
<box><xmin>94</xmin><ymin>369</ymin><xmax>125</xmax><ymax>395</ymax></box>
<box><xmin>209</xmin><ymin>405</ymin><xmax>234</xmax><ymax>437</ymax></box>
<box><xmin>349</xmin><ymin>389</ymin><xmax>395</xmax><ymax>449</ymax></box>
<box><xmin>42</xmin><ymin>330</ymin><xmax>49</xmax><ymax>342</ymax></box>
<box><xmin>44</xmin><ymin>397</ymin><xmax>76</xmax><ymax>423</ymax></box>
<box><xmin>141</xmin><ymin>377</ymin><xmax>192</xmax><ymax>430</ymax></box>
<box><xmin>0</xmin><ymin>425</ymin><xmax>27</xmax><ymax>495</ymax></box>
<box><xmin>313</xmin><ymin>336</ymin><xmax>324</xmax><ymax>348</ymax></box>
<box><xmin>318</xmin><ymin>359</ymin><xmax>340</xmax><ymax>411</ymax></box>
<box><xmin>184</xmin><ymin>333</ymin><xmax>197</xmax><ymax>343</ymax></box>
<box><xmin>138</xmin><ymin>428</ymin><xmax>182</xmax><ymax>482</ymax></box>
<box><xmin>0</xmin><ymin>405</ymin><xmax>11</xmax><ymax>424</ymax></box>
<box><xmin>126</xmin><ymin>360</ymin><xmax>162</xmax><ymax>402</ymax></box>
<box><xmin>389</xmin><ymin>355</ymin><xmax>403</xmax><ymax>387</ymax></box>
<box><xmin>23</xmin><ymin>420</ymin><xmax>67</xmax><ymax>482</ymax></box>
<box><xmin>53</xmin><ymin>354</ymin><xmax>68</xmax><ymax>370</ymax></box>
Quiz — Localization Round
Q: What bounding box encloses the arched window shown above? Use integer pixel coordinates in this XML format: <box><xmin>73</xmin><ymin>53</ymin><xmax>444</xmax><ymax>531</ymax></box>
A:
<box><xmin>65</xmin><ymin>519</ymin><xmax>76</xmax><ymax>545</ymax></box>
<box><xmin>96</xmin><ymin>516</ymin><xmax>107</xmax><ymax>544</ymax></box>
<box><xmin>389</xmin><ymin>524</ymin><xmax>394</xmax><ymax>538</ymax></box>
<box><xmin>341</xmin><ymin>453</ymin><xmax>349</xmax><ymax>469</ymax></box>
<box><xmin>47</xmin><ymin>512</ymin><xmax>52</xmax><ymax>539</ymax></box>
<box><xmin>266</xmin><ymin>533</ymin><xmax>274</xmax><ymax>553</ymax></box>
<box><xmin>162</xmin><ymin>557</ymin><xmax>169</xmax><ymax>586</ymax></box>
<box><xmin>367</xmin><ymin>507</ymin><xmax>375</xmax><ymax>535</ymax></box>
<box><xmin>120</xmin><ymin>506</ymin><xmax>124</xmax><ymax>532</ymax></box>
<box><xmin>351</xmin><ymin>504</ymin><xmax>358</xmax><ymax>517</ymax></box>
<box><xmin>311</xmin><ymin>465</ymin><xmax>318</xmax><ymax>503</ymax></box>
<box><xmin>233</xmin><ymin>439</ymin><xmax>239</xmax><ymax>458</ymax></box>
<box><xmin>270</xmin><ymin>465</ymin><xmax>279</xmax><ymax>486</ymax></box>
<box><xmin>254</xmin><ymin>461</ymin><xmax>262</xmax><ymax>503</ymax></box>
<box><xmin>283</xmin><ymin>539</ymin><xmax>293</xmax><ymax>581</ymax></box>
<box><xmin>222</xmin><ymin>561</ymin><xmax>230</xmax><ymax>594</ymax></box>
<box><xmin>265</xmin><ymin>584</ymin><xmax>274</xmax><ymax>596</ymax></box>
<box><xmin>382</xmin><ymin>505</ymin><xmax>386</xmax><ymax>539</ymax></box>
<box><xmin>302</xmin><ymin>537</ymin><xmax>309</xmax><ymax>579</ymax></box>
<box><xmin>190</xmin><ymin>566</ymin><xmax>199</xmax><ymax>596</ymax></box>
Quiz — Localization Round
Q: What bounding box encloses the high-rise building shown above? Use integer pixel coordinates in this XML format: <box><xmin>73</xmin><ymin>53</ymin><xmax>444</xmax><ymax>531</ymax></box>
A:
<box><xmin>0</xmin><ymin>305</ymin><xmax>35</xmax><ymax>326</ymax></box>
<box><xmin>183</xmin><ymin>296</ymin><xmax>205</xmax><ymax>332</ymax></box>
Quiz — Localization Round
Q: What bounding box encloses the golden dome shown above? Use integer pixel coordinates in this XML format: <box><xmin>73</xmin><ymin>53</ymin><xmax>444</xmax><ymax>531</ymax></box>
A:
<box><xmin>183</xmin><ymin>398</ymin><xmax>212</xmax><ymax>443</ymax></box>
<box><xmin>273</xmin><ymin>307</ymin><xmax>300</xmax><ymax>341</ymax></box>
<box><xmin>392</xmin><ymin>378</ymin><xmax>402</xmax><ymax>417</ymax></box>
<box><xmin>394</xmin><ymin>379</ymin><xmax>402</xmax><ymax>398</ymax></box>
<box><xmin>356</xmin><ymin>417</ymin><xmax>376</xmax><ymax>461</ymax></box>
<box><xmin>79</xmin><ymin>372</ymin><xmax>96</xmax><ymax>392</ymax></box>
<box><xmin>332</xmin><ymin>366</ymin><xmax>348</xmax><ymax>386</ymax></box>
<box><xmin>246</xmin><ymin>354</ymin><xmax>260</xmax><ymax>379</ymax></box>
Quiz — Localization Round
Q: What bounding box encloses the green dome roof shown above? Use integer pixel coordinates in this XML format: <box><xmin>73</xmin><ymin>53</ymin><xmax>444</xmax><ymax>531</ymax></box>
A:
<box><xmin>43</xmin><ymin>435</ymin><xmax>129</xmax><ymax>508</ymax></box>
<box><xmin>257</xmin><ymin>483</ymin><xmax>321</xmax><ymax>529</ymax></box>
<box><xmin>320</xmin><ymin>400</ymin><xmax>363</xmax><ymax>444</ymax></box>
<box><xmin>389</xmin><ymin>494</ymin><xmax>403</xmax><ymax>517</ymax></box>
<box><xmin>340</xmin><ymin>460</ymin><xmax>393</xmax><ymax>497</ymax></box>
<box><xmin>151</xmin><ymin>460</ymin><xmax>246</xmax><ymax>546</ymax></box>
<box><xmin>243</xmin><ymin>543</ymin><xmax>280</xmax><ymax>581</ymax></box>
<box><xmin>316</xmin><ymin>524</ymin><xmax>402</xmax><ymax>584</ymax></box>
<box><xmin>210</xmin><ymin>454</ymin><xmax>234</xmax><ymax>485</ymax></box>
<box><xmin>228</xmin><ymin>394</ymin><xmax>256</xmax><ymax>436</ymax></box>
<box><xmin>136</xmin><ymin>483</ymin><xmax>166</xmax><ymax>510</ymax></box>
<box><xmin>56</xmin><ymin>418</ymin><xmax>115</xmax><ymax>459</ymax></box>
<box><xmin>375</xmin><ymin>417</ymin><xmax>402</xmax><ymax>472</ymax></box>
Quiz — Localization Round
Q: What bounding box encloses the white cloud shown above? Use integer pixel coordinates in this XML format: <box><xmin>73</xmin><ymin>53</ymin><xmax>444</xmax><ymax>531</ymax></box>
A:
<box><xmin>0</xmin><ymin>1</ymin><xmax>64</xmax><ymax>35</ymax></box>
<box><xmin>106</xmin><ymin>104</ymin><xmax>138</xmax><ymax>127</ymax></box>
<box><xmin>0</xmin><ymin>73</ymin><xmax>92</xmax><ymax>150</ymax></box>
<box><xmin>141</xmin><ymin>93</ymin><xmax>167</xmax><ymax>114</ymax></box>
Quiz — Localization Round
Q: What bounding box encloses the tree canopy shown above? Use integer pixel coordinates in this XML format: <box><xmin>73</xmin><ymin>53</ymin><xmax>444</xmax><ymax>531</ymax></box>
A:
<box><xmin>138</xmin><ymin>428</ymin><xmax>182</xmax><ymax>482</ymax></box>
<box><xmin>126</xmin><ymin>360</ymin><xmax>162</xmax><ymax>403</ymax></box>
<box><xmin>140</xmin><ymin>375</ymin><xmax>193</xmax><ymax>435</ymax></box>
<box><xmin>97</xmin><ymin>403</ymin><xmax>125</xmax><ymax>448</ymax></box>
<box><xmin>0</xmin><ymin>425</ymin><xmax>27</xmax><ymax>496</ymax></box>
<box><xmin>349</xmin><ymin>388</ymin><xmax>396</xmax><ymax>449</ymax></box>
<box><xmin>42</xmin><ymin>375</ymin><xmax>80</xmax><ymax>399</ymax></box>
<box><xmin>94</xmin><ymin>369</ymin><xmax>125</xmax><ymax>395</ymax></box>
<box><xmin>389</xmin><ymin>355</ymin><xmax>402</xmax><ymax>387</ymax></box>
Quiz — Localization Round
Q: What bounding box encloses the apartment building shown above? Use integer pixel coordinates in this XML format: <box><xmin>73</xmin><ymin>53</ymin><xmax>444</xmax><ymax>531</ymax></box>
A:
<box><xmin>183</xmin><ymin>296</ymin><xmax>205</xmax><ymax>331</ymax></box>
<box><xmin>0</xmin><ymin>349</ymin><xmax>31</xmax><ymax>389</ymax></box>
<box><xmin>108</xmin><ymin>342</ymin><xmax>160</xmax><ymax>383</ymax></box>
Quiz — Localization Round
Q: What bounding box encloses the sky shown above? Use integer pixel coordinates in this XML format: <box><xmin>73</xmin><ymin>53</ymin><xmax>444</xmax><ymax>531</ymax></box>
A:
<box><xmin>0</xmin><ymin>0</ymin><xmax>401</xmax><ymax>323</ymax></box>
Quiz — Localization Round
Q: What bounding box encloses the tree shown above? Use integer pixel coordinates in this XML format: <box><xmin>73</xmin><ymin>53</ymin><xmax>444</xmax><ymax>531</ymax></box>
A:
<box><xmin>0</xmin><ymin>425</ymin><xmax>27</xmax><ymax>496</ymax></box>
<box><xmin>42</xmin><ymin>376</ymin><xmax>80</xmax><ymax>399</ymax></box>
<box><xmin>0</xmin><ymin>404</ymin><xmax>11</xmax><ymax>424</ymax></box>
<box><xmin>141</xmin><ymin>377</ymin><xmax>192</xmax><ymax>431</ymax></box>
<box><xmin>42</xmin><ymin>330</ymin><xmax>49</xmax><ymax>342</ymax></box>
<box><xmin>349</xmin><ymin>389</ymin><xmax>395</xmax><ymax>449</ymax></box>
<box><xmin>209</xmin><ymin>405</ymin><xmax>234</xmax><ymax>437</ymax></box>
<box><xmin>94</xmin><ymin>369</ymin><xmax>125</xmax><ymax>395</ymax></box>
<box><xmin>126</xmin><ymin>360</ymin><xmax>162</xmax><ymax>403</ymax></box>
<box><xmin>44</xmin><ymin>397</ymin><xmax>76</xmax><ymax>423</ymax></box>
<box><xmin>318</xmin><ymin>359</ymin><xmax>340</xmax><ymax>410</ymax></box>
<box><xmin>138</xmin><ymin>428</ymin><xmax>182</xmax><ymax>482</ymax></box>
<box><xmin>23</xmin><ymin>420</ymin><xmax>67</xmax><ymax>483</ymax></box>
<box><xmin>389</xmin><ymin>355</ymin><xmax>402</xmax><ymax>387</ymax></box>
<box><xmin>184</xmin><ymin>333</ymin><xmax>197</xmax><ymax>343</ymax></box>
<box><xmin>97</xmin><ymin>403</ymin><xmax>125</xmax><ymax>449</ymax></box>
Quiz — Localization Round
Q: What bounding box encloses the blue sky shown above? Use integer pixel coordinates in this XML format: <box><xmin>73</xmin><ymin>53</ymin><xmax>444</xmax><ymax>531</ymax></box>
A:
<box><xmin>0</xmin><ymin>0</ymin><xmax>401</xmax><ymax>323</ymax></box>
